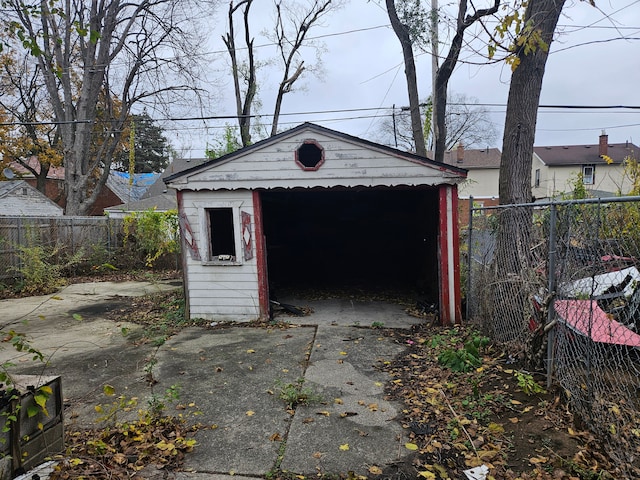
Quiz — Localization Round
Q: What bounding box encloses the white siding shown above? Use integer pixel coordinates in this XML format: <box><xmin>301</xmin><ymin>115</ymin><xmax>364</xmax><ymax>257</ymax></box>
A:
<box><xmin>0</xmin><ymin>185</ymin><xmax>63</xmax><ymax>216</ymax></box>
<box><xmin>170</xmin><ymin>130</ymin><xmax>464</xmax><ymax>191</ymax></box>
<box><xmin>180</xmin><ymin>189</ymin><xmax>260</xmax><ymax>321</ymax></box>
<box><xmin>457</xmin><ymin>168</ymin><xmax>500</xmax><ymax>199</ymax></box>
<box><xmin>537</xmin><ymin>164</ymin><xmax>630</xmax><ymax>198</ymax></box>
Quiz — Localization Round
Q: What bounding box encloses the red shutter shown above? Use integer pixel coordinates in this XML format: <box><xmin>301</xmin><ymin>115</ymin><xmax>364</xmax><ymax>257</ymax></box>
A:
<box><xmin>241</xmin><ymin>211</ymin><xmax>253</xmax><ymax>261</ymax></box>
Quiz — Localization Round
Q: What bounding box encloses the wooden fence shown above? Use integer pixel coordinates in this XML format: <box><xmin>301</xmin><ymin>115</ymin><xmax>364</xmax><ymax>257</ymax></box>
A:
<box><xmin>0</xmin><ymin>216</ymin><xmax>124</xmax><ymax>279</ymax></box>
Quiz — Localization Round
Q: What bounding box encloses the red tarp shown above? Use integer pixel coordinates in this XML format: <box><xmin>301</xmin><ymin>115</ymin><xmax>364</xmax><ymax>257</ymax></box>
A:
<box><xmin>554</xmin><ymin>299</ymin><xmax>640</xmax><ymax>347</ymax></box>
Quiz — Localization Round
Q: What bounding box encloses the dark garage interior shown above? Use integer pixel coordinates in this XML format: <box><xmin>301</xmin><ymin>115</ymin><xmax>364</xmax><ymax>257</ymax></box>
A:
<box><xmin>260</xmin><ymin>186</ymin><xmax>440</xmax><ymax>301</ymax></box>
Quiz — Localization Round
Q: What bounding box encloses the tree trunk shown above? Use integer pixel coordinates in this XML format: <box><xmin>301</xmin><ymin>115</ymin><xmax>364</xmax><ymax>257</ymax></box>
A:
<box><xmin>386</xmin><ymin>0</ymin><xmax>426</xmax><ymax>157</ymax></box>
<box><xmin>493</xmin><ymin>0</ymin><xmax>566</xmax><ymax>342</ymax></box>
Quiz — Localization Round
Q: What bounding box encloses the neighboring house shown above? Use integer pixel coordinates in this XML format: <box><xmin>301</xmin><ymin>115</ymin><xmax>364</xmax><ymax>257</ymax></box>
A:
<box><xmin>164</xmin><ymin>122</ymin><xmax>467</xmax><ymax>325</ymax></box>
<box><xmin>8</xmin><ymin>158</ymin><xmax>158</xmax><ymax>215</ymax></box>
<box><xmin>532</xmin><ymin>133</ymin><xmax>638</xmax><ymax>199</ymax></box>
<box><xmin>441</xmin><ymin>145</ymin><xmax>502</xmax><ymax>224</ymax></box>
<box><xmin>0</xmin><ymin>180</ymin><xmax>64</xmax><ymax>216</ymax></box>
<box><xmin>105</xmin><ymin>158</ymin><xmax>208</xmax><ymax>218</ymax></box>
<box><xmin>442</xmin><ymin>134</ymin><xmax>639</xmax><ymax>216</ymax></box>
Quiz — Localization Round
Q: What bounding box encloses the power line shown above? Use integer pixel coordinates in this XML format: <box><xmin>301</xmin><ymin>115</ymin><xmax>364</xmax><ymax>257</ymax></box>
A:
<box><xmin>1</xmin><ymin>102</ymin><xmax>639</xmax><ymax>127</ymax></box>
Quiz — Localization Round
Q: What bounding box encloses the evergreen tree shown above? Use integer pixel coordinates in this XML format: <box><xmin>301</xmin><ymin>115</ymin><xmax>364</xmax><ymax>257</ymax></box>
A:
<box><xmin>114</xmin><ymin>113</ymin><xmax>171</xmax><ymax>173</ymax></box>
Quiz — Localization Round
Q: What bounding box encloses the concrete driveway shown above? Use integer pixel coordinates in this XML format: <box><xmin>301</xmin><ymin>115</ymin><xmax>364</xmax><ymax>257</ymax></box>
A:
<box><xmin>0</xmin><ymin>280</ymin><xmax>421</xmax><ymax>479</ymax></box>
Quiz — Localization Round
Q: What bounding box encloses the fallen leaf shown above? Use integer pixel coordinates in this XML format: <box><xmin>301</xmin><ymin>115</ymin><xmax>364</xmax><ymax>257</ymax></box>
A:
<box><xmin>269</xmin><ymin>432</ymin><xmax>282</xmax><ymax>442</ymax></box>
<box><xmin>340</xmin><ymin>351</ymin><xmax>348</xmax><ymax>355</ymax></box>
<box><xmin>418</xmin><ymin>472</ymin><xmax>436</xmax><ymax>479</ymax></box>
<box><xmin>246</xmin><ymin>410</ymin><xmax>255</xmax><ymax>416</ymax></box>
<box><xmin>374</xmin><ymin>381</ymin><xmax>383</xmax><ymax>387</ymax></box>
<box><xmin>369</xmin><ymin>466</ymin><xmax>383</xmax><ymax>475</ymax></box>
<box><xmin>334</xmin><ymin>398</ymin><xmax>344</xmax><ymax>405</ymax></box>
<box><xmin>529</xmin><ymin>456</ymin><xmax>549</xmax><ymax>464</ymax></box>
<box><xmin>246</xmin><ymin>349</ymin><xmax>255</xmax><ymax>353</ymax></box>
<box><xmin>339</xmin><ymin>443</ymin><xmax>350</xmax><ymax>451</ymax></box>
<box><xmin>313</xmin><ymin>451</ymin><xmax>323</xmax><ymax>459</ymax></box>
<box><xmin>405</xmin><ymin>442</ymin><xmax>419</xmax><ymax>451</ymax></box>
<box><xmin>317</xmin><ymin>411</ymin><xmax>331</xmax><ymax>417</ymax></box>
<box><xmin>510</xmin><ymin>399</ymin><xmax>522</xmax><ymax>405</ymax></box>
<box><xmin>509</xmin><ymin>417</ymin><xmax>519</xmax><ymax>423</ymax></box>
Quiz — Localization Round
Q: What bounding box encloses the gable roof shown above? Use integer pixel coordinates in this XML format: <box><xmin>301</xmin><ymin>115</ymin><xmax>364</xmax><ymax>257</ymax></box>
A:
<box><xmin>164</xmin><ymin>123</ymin><xmax>467</xmax><ymax>189</ymax></box>
<box><xmin>106</xmin><ymin>171</ymin><xmax>160</xmax><ymax>203</ymax></box>
<box><xmin>143</xmin><ymin>157</ymin><xmax>209</xmax><ymax>199</ymax></box>
<box><xmin>534</xmin><ymin>142</ymin><xmax>639</xmax><ymax>166</ymax></box>
<box><xmin>439</xmin><ymin>148</ymin><xmax>502</xmax><ymax>169</ymax></box>
<box><xmin>0</xmin><ymin>180</ymin><xmax>64</xmax><ymax>215</ymax></box>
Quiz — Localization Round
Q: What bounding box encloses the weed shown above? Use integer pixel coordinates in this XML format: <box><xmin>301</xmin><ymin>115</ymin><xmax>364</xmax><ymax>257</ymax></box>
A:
<box><xmin>437</xmin><ymin>334</ymin><xmax>490</xmax><ymax>372</ymax></box>
<box><xmin>275</xmin><ymin>378</ymin><xmax>322</xmax><ymax>409</ymax></box>
<box><xmin>514</xmin><ymin>370</ymin><xmax>546</xmax><ymax>395</ymax></box>
<box><xmin>371</xmin><ymin>321</ymin><xmax>385</xmax><ymax>329</ymax></box>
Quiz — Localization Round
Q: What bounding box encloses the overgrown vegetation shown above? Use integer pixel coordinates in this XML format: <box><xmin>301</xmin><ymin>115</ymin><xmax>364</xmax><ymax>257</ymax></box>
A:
<box><xmin>382</xmin><ymin>324</ymin><xmax>617</xmax><ymax>479</ymax></box>
<box><xmin>10</xmin><ymin>240</ymin><xmax>84</xmax><ymax>295</ymax></box>
<box><xmin>123</xmin><ymin>209</ymin><xmax>179</xmax><ymax>268</ymax></box>
<box><xmin>51</xmin><ymin>384</ymin><xmax>203</xmax><ymax>479</ymax></box>
<box><xmin>2</xmin><ymin>208</ymin><xmax>181</xmax><ymax>298</ymax></box>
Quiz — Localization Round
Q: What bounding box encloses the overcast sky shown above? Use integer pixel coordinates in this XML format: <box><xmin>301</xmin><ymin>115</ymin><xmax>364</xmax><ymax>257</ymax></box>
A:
<box><xmin>169</xmin><ymin>0</ymin><xmax>640</xmax><ymax>157</ymax></box>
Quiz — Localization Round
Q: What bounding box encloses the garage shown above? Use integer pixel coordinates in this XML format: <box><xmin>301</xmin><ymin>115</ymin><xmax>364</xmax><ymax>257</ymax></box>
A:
<box><xmin>261</xmin><ymin>187</ymin><xmax>439</xmax><ymax>296</ymax></box>
<box><xmin>164</xmin><ymin>123</ymin><xmax>466</xmax><ymax>324</ymax></box>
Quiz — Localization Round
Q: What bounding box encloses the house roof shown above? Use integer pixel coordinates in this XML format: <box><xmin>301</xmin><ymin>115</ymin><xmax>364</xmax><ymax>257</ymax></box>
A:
<box><xmin>533</xmin><ymin>142</ymin><xmax>639</xmax><ymax>166</ymax></box>
<box><xmin>8</xmin><ymin>157</ymin><xmax>65</xmax><ymax>179</ymax></box>
<box><xmin>106</xmin><ymin>171</ymin><xmax>160</xmax><ymax>203</ymax></box>
<box><xmin>0</xmin><ymin>180</ymin><xmax>28</xmax><ymax>197</ymax></box>
<box><xmin>143</xmin><ymin>157</ymin><xmax>209</xmax><ymax>199</ymax></box>
<box><xmin>439</xmin><ymin>148</ymin><xmax>502</xmax><ymax>169</ymax></box>
<box><xmin>164</xmin><ymin>122</ymin><xmax>467</xmax><ymax>185</ymax></box>
<box><xmin>105</xmin><ymin>192</ymin><xmax>177</xmax><ymax>214</ymax></box>
<box><xmin>0</xmin><ymin>180</ymin><xmax>64</xmax><ymax>213</ymax></box>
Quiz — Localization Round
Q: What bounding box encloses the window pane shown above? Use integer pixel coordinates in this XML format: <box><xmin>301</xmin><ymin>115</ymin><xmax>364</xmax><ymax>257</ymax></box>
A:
<box><xmin>208</xmin><ymin>208</ymin><xmax>236</xmax><ymax>258</ymax></box>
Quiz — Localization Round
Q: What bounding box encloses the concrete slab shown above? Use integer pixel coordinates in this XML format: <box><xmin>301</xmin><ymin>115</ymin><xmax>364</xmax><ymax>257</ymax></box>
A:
<box><xmin>0</xmin><ymin>281</ymin><xmax>420</xmax><ymax>478</ymax></box>
<box><xmin>154</xmin><ymin>325</ymin><xmax>316</xmax><ymax>477</ymax></box>
<box><xmin>275</xmin><ymin>297</ymin><xmax>423</xmax><ymax>329</ymax></box>
<box><xmin>281</xmin><ymin>325</ymin><xmax>409</xmax><ymax>476</ymax></box>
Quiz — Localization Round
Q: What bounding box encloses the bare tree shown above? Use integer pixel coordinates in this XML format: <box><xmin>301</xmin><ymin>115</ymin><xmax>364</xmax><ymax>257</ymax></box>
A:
<box><xmin>433</xmin><ymin>0</ymin><xmax>499</xmax><ymax>163</ymax></box>
<box><xmin>222</xmin><ymin>0</ymin><xmax>334</xmax><ymax>141</ymax></box>
<box><xmin>375</xmin><ymin>93</ymin><xmax>497</xmax><ymax>153</ymax></box>
<box><xmin>223</xmin><ymin>0</ymin><xmax>257</xmax><ymax>147</ymax></box>
<box><xmin>385</xmin><ymin>0</ymin><xmax>426</xmax><ymax>157</ymax></box>
<box><xmin>3</xmin><ymin>0</ymin><xmax>208</xmax><ymax>215</ymax></box>
<box><xmin>270</xmin><ymin>0</ymin><xmax>333</xmax><ymax>136</ymax></box>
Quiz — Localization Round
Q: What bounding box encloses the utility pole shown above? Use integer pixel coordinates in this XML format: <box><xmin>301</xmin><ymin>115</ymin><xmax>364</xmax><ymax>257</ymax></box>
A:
<box><xmin>431</xmin><ymin>0</ymin><xmax>439</xmax><ymax>151</ymax></box>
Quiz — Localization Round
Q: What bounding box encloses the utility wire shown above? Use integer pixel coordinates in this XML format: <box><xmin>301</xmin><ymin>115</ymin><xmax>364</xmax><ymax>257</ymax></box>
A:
<box><xmin>1</xmin><ymin>103</ymin><xmax>639</xmax><ymax>127</ymax></box>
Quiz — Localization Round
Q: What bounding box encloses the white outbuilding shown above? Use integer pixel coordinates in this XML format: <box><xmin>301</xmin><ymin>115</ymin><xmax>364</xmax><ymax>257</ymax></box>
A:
<box><xmin>164</xmin><ymin>123</ymin><xmax>467</xmax><ymax>324</ymax></box>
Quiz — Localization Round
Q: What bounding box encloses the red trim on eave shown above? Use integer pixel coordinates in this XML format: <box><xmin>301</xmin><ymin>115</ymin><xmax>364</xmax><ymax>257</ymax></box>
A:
<box><xmin>253</xmin><ymin>190</ymin><xmax>270</xmax><ymax>319</ymax></box>
<box><xmin>176</xmin><ymin>190</ymin><xmax>191</xmax><ymax>320</ymax></box>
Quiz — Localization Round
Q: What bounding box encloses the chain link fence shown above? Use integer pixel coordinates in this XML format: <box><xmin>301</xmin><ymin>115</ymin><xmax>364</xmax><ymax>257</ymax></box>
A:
<box><xmin>466</xmin><ymin>196</ymin><xmax>640</xmax><ymax>476</ymax></box>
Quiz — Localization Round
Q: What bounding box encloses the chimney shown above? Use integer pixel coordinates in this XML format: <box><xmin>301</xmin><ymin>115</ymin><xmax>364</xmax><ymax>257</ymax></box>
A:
<box><xmin>456</xmin><ymin>143</ymin><xmax>464</xmax><ymax>163</ymax></box>
<box><xmin>599</xmin><ymin>130</ymin><xmax>608</xmax><ymax>157</ymax></box>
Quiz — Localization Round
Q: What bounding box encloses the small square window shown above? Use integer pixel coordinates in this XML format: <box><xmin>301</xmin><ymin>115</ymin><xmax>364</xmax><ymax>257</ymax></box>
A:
<box><xmin>207</xmin><ymin>208</ymin><xmax>236</xmax><ymax>261</ymax></box>
<box><xmin>582</xmin><ymin>165</ymin><xmax>595</xmax><ymax>185</ymax></box>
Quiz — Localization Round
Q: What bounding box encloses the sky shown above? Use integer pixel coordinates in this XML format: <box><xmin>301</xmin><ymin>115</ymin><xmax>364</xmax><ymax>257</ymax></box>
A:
<box><xmin>166</xmin><ymin>0</ymin><xmax>640</xmax><ymax>158</ymax></box>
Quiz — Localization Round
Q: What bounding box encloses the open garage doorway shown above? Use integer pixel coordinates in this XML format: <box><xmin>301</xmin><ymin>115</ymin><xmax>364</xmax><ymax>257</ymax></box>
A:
<box><xmin>260</xmin><ymin>186</ymin><xmax>440</xmax><ymax>305</ymax></box>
